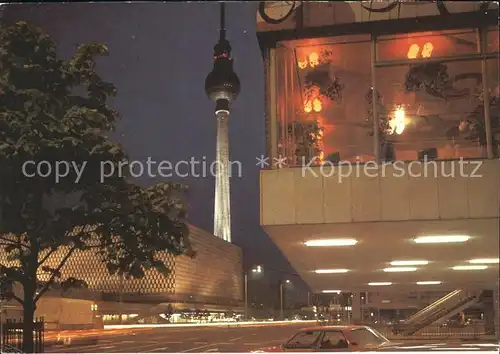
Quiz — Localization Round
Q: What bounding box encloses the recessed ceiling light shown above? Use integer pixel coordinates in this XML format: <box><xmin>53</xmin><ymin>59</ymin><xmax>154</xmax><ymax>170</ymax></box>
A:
<box><xmin>390</xmin><ymin>260</ymin><xmax>428</xmax><ymax>266</ymax></box>
<box><xmin>314</xmin><ymin>269</ymin><xmax>349</xmax><ymax>274</ymax></box>
<box><xmin>368</xmin><ymin>282</ymin><xmax>392</xmax><ymax>286</ymax></box>
<box><xmin>414</xmin><ymin>235</ymin><xmax>470</xmax><ymax>243</ymax></box>
<box><xmin>383</xmin><ymin>267</ymin><xmax>417</xmax><ymax>272</ymax></box>
<box><xmin>417</xmin><ymin>281</ymin><xmax>442</xmax><ymax>285</ymax></box>
<box><xmin>304</xmin><ymin>238</ymin><xmax>358</xmax><ymax>247</ymax></box>
<box><xmin>452</xmin><ymin>265</ymin><xmax>488</xmax><ymax>271</ymax></box>
<box><xmin>322</xmin><ymin>290</ymin><xmax>341</xmax><ymax>294</ymax></box>
<box><xmin>468</xmin><ymin>258</ymin><xmax>499</xmax><ymax>264</ymax></box>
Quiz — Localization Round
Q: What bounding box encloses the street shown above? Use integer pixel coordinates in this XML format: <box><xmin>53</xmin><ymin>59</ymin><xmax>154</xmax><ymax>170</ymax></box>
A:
<box><xmin>46</xmin><ymin>323</ymin><xmax>306</xmax><ymax>353</ymax></box>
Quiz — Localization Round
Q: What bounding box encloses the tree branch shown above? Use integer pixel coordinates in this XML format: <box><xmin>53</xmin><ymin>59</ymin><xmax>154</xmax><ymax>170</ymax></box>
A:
<box><xmin>33</xmin><ymin>246</ymin><xmax>76</xmax><ymax>303</ymax></box>
<box><xmin>8</xmin><ymin>293</ymin><xmax>24</xmax><ymax>306</ymax></box>
<box><xmin>0</xmin><ymin>235</ymin><xmax>29</xmax><ymax>250</ymax></box>
<box><xmin>37</xmin><ymin>248</ymin><xmax>57</xmax><ymax>268</ymax></box>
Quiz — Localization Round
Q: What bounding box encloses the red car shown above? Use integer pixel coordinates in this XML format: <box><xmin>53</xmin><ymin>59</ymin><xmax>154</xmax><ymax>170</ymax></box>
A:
<box><xmin>253</xmin><ymin>325</ymin><xmax>394</xmax><ymax>352</ymax></box>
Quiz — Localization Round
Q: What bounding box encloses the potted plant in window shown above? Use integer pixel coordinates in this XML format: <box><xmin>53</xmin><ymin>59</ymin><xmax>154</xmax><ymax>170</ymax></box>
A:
<box><xmin>453</xmin><ymin>93</ymin><xmax>500</xmax><ymax>157</ymax></box>
<box><xmin>365</xmin><ymin>88</ymin><xmax>395</xmax><ymax>161</ymax></box>
<box><xmin>404</xmin><ymin>61</ymin><xmax>451</xmax><ymax>99</ymax></box>
<box><xmin>303</xmin><ymin>50</ymin><xmax>344</xmax><ymax>103</ymax></box>
<box><xmin>277</xmin><ymin>119</ymin><xmax>324</xmax><ymax>165</ymax></box>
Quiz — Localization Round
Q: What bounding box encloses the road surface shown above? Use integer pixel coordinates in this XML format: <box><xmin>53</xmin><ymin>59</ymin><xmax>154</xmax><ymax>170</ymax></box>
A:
<box><xmin>46</xmin><ymin>323</ymin><xmax>306</xmax><ymax>353</ymax></box>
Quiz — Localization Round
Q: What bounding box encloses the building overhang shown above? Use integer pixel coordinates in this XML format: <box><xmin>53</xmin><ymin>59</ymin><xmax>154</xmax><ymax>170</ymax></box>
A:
<box><xmin>260</xmin><ymin>160</ymin><xmax>500</xmax><ymax>292</ymax></box>
<box><xmin>263</xmin><ymin>219</ymin><xmax>499</xmax><ymax>293</ymax></box>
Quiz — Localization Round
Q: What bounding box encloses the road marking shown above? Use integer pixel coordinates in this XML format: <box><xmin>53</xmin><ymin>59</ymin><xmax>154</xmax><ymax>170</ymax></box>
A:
<box><xmin>149</xmin><ymin>346</ymin><xmax>170</xmax><ymax>352</ymax></box>
<box><xmin>194</xmin><ymin>341</ymin><xmax>208</xmax><ymax>344</ymax></box>
<box><xmin>181</xmin><ymin>343</ymin><xmax>218</xmax><ymax>352</ymax></box>
<box><xmin>229</xmin><ymin>336</ymin><xmax>243</xmax><ymax>342</ymax></box>
<box><xmin>92</xmin><ymin>345</ymin><xmax>115</xmax><ymax>350</ymax></box>
<box><xmin>205</xmin><ymin>348</ymin><xmax>219</xmax><ymax>352</ymax></box>
<box><xmin>48</xmin><ymin>343</ymin><xmax>115</xmax><ymax>352</ymax></box>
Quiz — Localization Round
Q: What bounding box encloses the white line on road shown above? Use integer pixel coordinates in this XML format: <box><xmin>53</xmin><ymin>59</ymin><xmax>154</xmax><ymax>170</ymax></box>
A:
<box><xmin>92</xmin><ymin>345</ymin><xmax>116</xmax><ymax>350</ymax></box>
<box><xmin>229</xmin><ymin>336</ymin><xmax>243</xmax><ymax>342</ymax></box>
<box><xmin>48</xmin><ymin>343</ymin><xmax>116</xmax><ymax>352</ymax></box>
<box><xmin>149</xmin><ymin>346</ymin><xmax>170</xmax><ymax>352</ymax></box>
<box><xmin>194</xmin><ymin>341</ymin><xmax>208</xmax><ymax>344</ymax></box>
<box><xmin>181</xmin><ymin>343</ymin><xmax>218</xmax><ymax>353</ymax></box>
<box><xmin>205</xmin><ymin>348</ymin><xmax>219</xmax><ymax>352</ymax></box>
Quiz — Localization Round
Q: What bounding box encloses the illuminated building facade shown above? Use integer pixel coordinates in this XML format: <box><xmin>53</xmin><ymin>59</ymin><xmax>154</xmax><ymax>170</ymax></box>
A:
<box><xmin>256</xmin><ymin>1</ymin><xmax>499</xmax><ymax>331</ymax></box>
<box><xmin>1</xmin><ymin>225</ymin><xmax>243</xmax><ymax>326</ymax></box>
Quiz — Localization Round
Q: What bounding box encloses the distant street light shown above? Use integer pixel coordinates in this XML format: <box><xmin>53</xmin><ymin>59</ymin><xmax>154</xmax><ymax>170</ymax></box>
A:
<box><xmin>280</xmin><ymin>279</ymin><xmax>293</xmax><ymax>321</ymax></box>
<box><xmin>244</xmin><ymin>265</ymin><xmax>264</xmax><ymax>320</ymax></box>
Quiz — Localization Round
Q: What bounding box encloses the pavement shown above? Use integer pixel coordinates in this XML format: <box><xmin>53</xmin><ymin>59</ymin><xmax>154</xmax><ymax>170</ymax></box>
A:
<box><xmin>45</xmin><ymin>323</ymin><xmax>307</xmax><ymax>353</ymax></box>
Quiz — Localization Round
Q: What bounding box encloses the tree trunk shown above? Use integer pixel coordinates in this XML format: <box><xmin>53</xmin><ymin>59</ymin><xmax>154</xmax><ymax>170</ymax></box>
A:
<box><xmin>22</xmin><ymin>291</ymin><xmax>35</xmax><ymax>353</ymax></box>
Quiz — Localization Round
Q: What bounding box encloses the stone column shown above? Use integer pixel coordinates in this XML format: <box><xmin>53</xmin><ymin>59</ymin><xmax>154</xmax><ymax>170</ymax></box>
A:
<box><xmin>494</xmin><ymin>286</ymin><xmax>499</xmax><ymax>339</ymax></box>
<box><xmin>482</xmin><ymin>290</ymin><xmax>495</xmax><ymax>335</ymax></box>
<box><xmin>352</xmin><ymin>292</ymin><xmax>362</xmax><ymax>324</ymax></box>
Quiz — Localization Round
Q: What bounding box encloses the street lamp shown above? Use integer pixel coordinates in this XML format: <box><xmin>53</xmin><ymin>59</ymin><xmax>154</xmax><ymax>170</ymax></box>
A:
<box><xmin>244</xmin><ymin>265</ymin><xmax>263</xmax><ymax>321</ymax></box>
<box><xmin>280</xmin><ymin>279</ymin><xmax>292</xmax><ymax>321</ymax></box>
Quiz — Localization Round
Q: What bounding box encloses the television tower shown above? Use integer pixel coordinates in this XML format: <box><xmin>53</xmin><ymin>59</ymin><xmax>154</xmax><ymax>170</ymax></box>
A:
<box><xmin>205</xmin><ymin>3</ymin><xmax>240</xmax><ymax>242</ymax></box>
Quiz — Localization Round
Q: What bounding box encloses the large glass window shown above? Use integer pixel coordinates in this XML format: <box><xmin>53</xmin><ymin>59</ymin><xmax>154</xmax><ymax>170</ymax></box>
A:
<box><xmin>375</xmin><ymin>59</ymin><xmax>485</xmax><ymax>160</ymax></box>
<box><xmin>377</xmin><ymin>29</ymin><xmax>479</xmax><ymax>61</ymax></box>
<box><xmin>486</xmin><ymin>59</ymin><xmax>500</xmax><ymax>156</ymax></box>
<box><xmin>486</xmin><ymin>27</ymin><xmax>499</xmax><ymax>53</ymax></box>
<box><xmin>276</xmin><ymin>35</ymin><xmax>372</xmax><ymax>166</ymax></box>
<box><xmin>274</xmin><ymin>28</ymin><xmax>499</xmax><ymax>165</ymax></box>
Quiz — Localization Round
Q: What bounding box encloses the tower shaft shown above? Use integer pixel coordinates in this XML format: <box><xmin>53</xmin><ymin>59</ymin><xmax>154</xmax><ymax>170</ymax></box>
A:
<box><xmin>214</xmin><ymin>110</ymin><xmax>231</xmax><ymax>242</ymax></box>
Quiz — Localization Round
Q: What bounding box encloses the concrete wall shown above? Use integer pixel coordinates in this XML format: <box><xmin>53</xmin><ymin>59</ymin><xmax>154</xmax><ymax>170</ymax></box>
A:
<box><xmin>35</xmin><ymin>297</ymin><xmax>94</xmax><ymax>330</ymax></box>
<box><xmin>261</xmin><ymin>159</ymin><xmax>500</xmax><ymax>225</ymax></box>
<box><xmin>174</xmin><ymin>225</ymin><xmax>243</xmax><ymax>302</ymax></box>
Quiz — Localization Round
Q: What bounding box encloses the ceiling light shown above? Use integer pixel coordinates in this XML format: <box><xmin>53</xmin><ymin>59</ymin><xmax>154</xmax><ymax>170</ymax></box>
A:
<box><xmin>414</xmin><ymin>235</ymin><xmax>470</xmax><ymax>243</ymax></box>
<box><xmin>468</xmin><ymin>258</ymin><xmax>499</xmax><ymax>264</ymax></box>
<box><xmin>304</xmin><ymin>238</ymin><xmax>358</xmax><ymax>247</ymax></box>
<box><xmin>368</xmin><ymin>282</ymin><xmax>392</xmax><ymax>286</ymax></box>
<box><xmin>322</xmin><ymin>290</ymin><xmax>341</xmax><ymax>294</ymax></box>
<box><xmin>453</xmin><ymin>265</ymin><xmax>488</xmax><ymax>270</ymax></box>
<box><xmin>314</xmin><ymin>269</ymin><xmax>349</xmax><ymax>274</ymax></box>
<box><xmin>390</xmin><ymin>260</ymin><xmax>428</xmax><ymax>266</ymax></box>
<box><xmin>383</xmin><ymin>267</ymin><xmax>417</xmax><ymax>272</ymax></box>
<box><xmin>417</xmin><ymin>281</ymin><xmax>442</xmax><ymax>285</ymax></box>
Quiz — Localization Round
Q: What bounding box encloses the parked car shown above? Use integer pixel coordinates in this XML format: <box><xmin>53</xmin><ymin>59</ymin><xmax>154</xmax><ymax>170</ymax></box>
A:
<box><xmin>252</xmin><ymin>325</ymin><xmax>394</xmax><ymax>352</ymax></box>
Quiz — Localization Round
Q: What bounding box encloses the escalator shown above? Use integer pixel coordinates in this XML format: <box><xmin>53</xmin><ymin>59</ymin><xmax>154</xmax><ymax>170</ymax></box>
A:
<box><xmin>393</xmin><ymin>290</ymin><xmax>480</xmax><ymax>335</ymax></box>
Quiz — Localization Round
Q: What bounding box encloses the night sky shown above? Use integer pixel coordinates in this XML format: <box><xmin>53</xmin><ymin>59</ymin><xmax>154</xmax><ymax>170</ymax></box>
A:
<box><xmin>2</xmin><ymin>2</ymin><xmax>303</xmax><ymax>295</ymax></box>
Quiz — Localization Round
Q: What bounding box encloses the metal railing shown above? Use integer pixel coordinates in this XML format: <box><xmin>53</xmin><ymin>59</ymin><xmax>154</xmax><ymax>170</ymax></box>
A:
<box><xmin>1</xmin><ymin>318</ymin><xmax>45</xmax><ymax>353</ymax></box>
<box><xmin>393</xmin><ymin>291</ymin><xmax>481</xmax><ymax>335</ymax></box>
<box><xmin>403</xmin><ymin>290</ymin><xmax>463</xmax><ymax>325</ymax></box>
